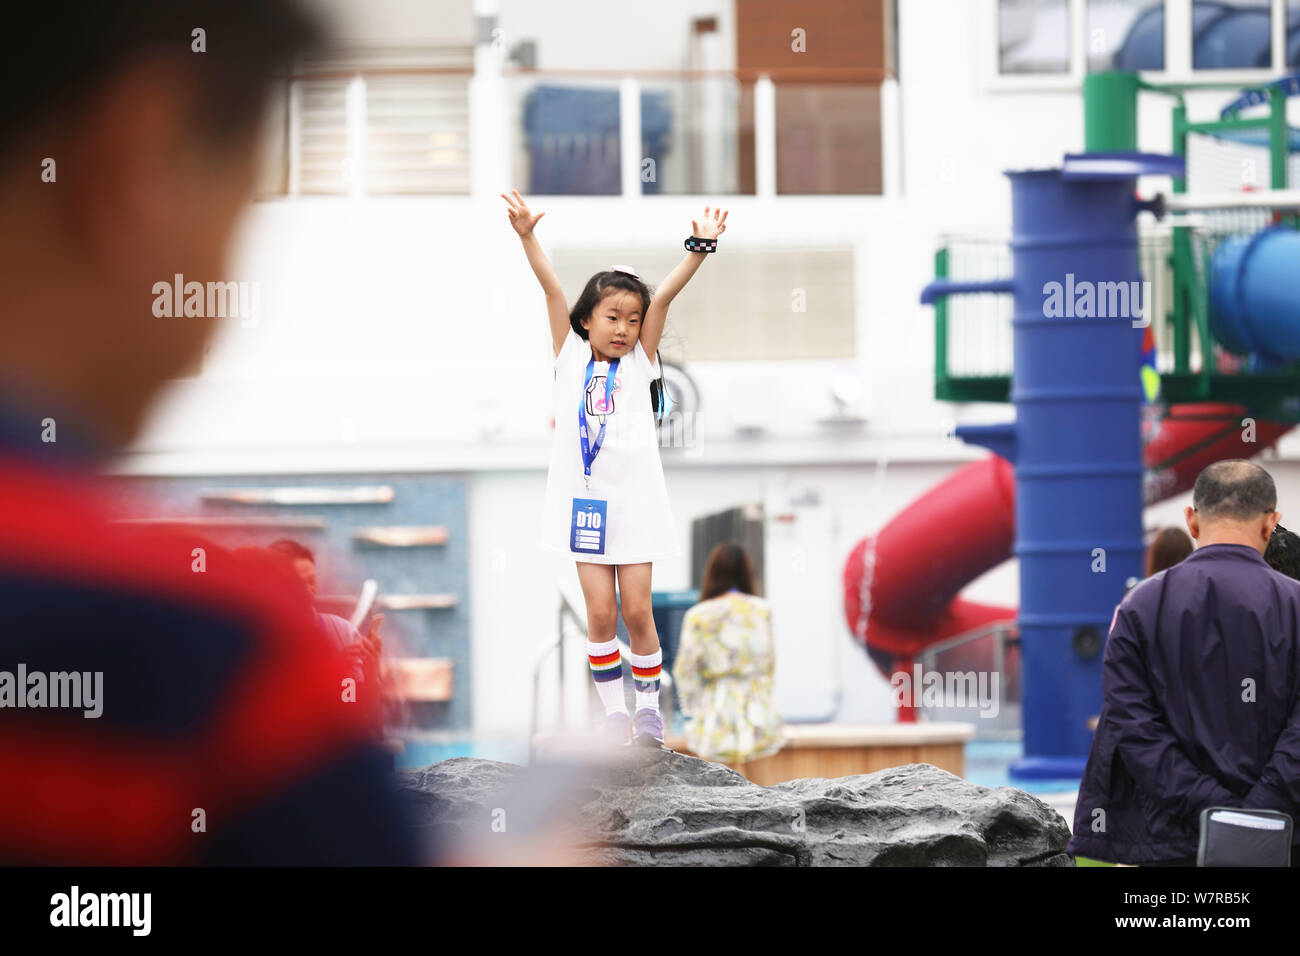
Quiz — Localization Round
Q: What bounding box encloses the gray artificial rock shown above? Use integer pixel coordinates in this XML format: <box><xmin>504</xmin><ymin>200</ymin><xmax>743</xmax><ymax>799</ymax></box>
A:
<box><xmin>398</xmin><ymin>749</ymin><xmax>1074</xmax><ymax>866</ymax></box>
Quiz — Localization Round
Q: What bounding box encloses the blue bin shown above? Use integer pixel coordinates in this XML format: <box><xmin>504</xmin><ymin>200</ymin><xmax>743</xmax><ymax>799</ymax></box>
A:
<box><xmin>614</xmin><ymin>588</ymin><xmax>699</xmax><ymax>672</ymax></box>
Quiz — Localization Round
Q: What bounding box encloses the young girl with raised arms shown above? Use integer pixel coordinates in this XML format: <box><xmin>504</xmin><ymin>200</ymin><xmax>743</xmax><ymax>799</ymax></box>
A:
<box><xmin>502</xmin><ymin>188</ymin><xmax>727</xmax><ymax>747</ymax></box>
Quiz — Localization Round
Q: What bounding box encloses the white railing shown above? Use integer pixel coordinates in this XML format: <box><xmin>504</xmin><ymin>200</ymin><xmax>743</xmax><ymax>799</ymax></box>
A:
<box><xmin>916</xmin><ymin>619</ymin><xmax>1020</xmax><ymax>737</ymax></box>
<box><xmin>284</xmin><ymin>56</ymin><xmax>897</xmax><ymax>199</ymax></box>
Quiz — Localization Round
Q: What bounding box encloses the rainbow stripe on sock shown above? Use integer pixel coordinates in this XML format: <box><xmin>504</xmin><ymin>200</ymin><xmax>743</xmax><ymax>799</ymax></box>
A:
<box><xmin>631</xmin><ymin>661</ymin><xmax>661</xmax><ymax>691</ymax></box>
<box><xmin>588</xmin><ymin>649</ymin><xmax>623</xmax><ymax>683</ymax></box>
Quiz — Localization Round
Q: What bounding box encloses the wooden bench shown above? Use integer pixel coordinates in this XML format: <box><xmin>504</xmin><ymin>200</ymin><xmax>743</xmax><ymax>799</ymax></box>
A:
<box><xmin>664</xmin><ymin>722</ymin><xmax>975</xmax><ymax>785</ymax></box>
<box><xmin>383</xmin><ymin>657</ymin><xmax>454</xmax><ymax>701</ymax></box>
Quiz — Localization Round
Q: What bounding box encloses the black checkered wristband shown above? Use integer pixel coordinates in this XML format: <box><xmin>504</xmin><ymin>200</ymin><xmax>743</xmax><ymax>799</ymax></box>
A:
<box><xmin>685</xmin><ymin>236</ymin><xmax>718</xmax><ymax>253</ymax></box>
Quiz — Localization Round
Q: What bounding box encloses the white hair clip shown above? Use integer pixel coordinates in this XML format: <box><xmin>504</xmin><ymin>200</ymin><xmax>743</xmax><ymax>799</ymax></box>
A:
<box><xmin>608</xmin><ymin>264</ymin><xmax>640</xmax><ymax>278</ymax></box>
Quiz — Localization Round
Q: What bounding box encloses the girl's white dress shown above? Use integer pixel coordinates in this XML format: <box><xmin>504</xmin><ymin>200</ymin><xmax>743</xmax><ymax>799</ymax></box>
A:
<box><xmin>539</xmin><ymin>326</ymin><xmax>679</xmax><ymax>565</ymax></box>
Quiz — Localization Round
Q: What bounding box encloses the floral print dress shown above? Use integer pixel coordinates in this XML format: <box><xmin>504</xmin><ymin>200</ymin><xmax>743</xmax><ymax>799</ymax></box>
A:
<box><xmin>672</xmin><ymin>589</ymin><xmax>784</xmax><ymax>763</ymax></box>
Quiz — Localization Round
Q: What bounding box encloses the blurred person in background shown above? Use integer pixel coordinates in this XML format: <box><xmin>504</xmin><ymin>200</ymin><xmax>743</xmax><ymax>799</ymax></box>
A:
<box><xmin>1266</xmin><ymin>524</ymin><xmax>1300</xmax><ymax>581</ymax></box>
<box><xmin>268</xmin><ymin>538</ymin><xmax>384</xmax><ymax>688</ymax></box>
<box><xmin>1145</xmin><ymin>526</ymin><xmax>1194</xmax><ymax>576</ymax></box>
<box><xmin>672</xmin><ymin>543</ymin><xmax>784</xmax><ymax>767</ymax></box>
<box><xmin>0</xmin><ymin>0</ymin><xmax>420</xmax><ymax>864</ymax></box>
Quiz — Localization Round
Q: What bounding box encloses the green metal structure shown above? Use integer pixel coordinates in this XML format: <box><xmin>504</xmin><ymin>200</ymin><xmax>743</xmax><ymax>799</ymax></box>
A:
<box><xmin>934</xmin><ymin>71</ymin><xmax>1300</xmax><ymax>419</ymax></box>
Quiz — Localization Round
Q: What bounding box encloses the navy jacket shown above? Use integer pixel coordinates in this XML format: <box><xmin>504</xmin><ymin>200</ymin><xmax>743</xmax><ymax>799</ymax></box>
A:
<box><xmin>1069</xmin><ymin>543</ymin><xmax>1300</xmax><ymax>864</ymax></box>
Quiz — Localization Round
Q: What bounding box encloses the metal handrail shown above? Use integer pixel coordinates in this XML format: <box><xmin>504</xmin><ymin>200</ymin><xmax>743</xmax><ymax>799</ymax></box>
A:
<box><xmin>502</xmin><ymin>66</ymin><xmax>889</xmax><ymax>83</ymax></box>
<box><xmin>916</xmin><ymin>619</ymin><xmax>1019</xmax><ymax>728</ymax></box>
<box><xmin>1163</xmin><ymin>189</ymin><xmax>1300</xmax><ymax>211</ymax></box>
<box><xmin>917</xmin><ymin>619</ymin><xmax>1018</xmax><ymax>661</ymax></box>
<box><xmin>527</xmin><ymin>593</ymin><xmax>579</xmax><ymax>762</ymax></box>
<box><xmin>287</xmin><ymin>66</ymin><xmax>890</xmax><ymax>83</ymax></box>
<box><xmin>527</xmin><ymin>586</ymin><xmax>673</xmax><ymax>762</ymax></box>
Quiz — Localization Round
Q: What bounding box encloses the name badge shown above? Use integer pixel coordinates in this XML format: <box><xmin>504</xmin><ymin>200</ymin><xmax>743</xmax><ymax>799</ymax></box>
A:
<box><xmin>570</xmin><ymin>498</ymin><xmax>607</xmax><ymax>554</ymax></box>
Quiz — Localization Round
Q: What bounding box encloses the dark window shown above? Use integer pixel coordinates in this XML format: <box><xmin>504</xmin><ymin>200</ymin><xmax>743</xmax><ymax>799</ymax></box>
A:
<box><xmin>1090</xmin><ymin>0</ymin><xmax>1166</xmax><ymax>72</ymax></box>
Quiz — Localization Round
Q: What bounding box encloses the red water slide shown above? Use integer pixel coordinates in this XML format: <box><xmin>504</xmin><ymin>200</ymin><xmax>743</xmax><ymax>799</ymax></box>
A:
<box><xmin>843</xmin><ymin>403</ymin><xmax>1294</xmax><ymax>718</ymax></box>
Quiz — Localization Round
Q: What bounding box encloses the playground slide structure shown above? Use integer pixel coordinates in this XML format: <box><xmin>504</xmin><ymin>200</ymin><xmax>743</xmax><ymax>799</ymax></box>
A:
<box><xmin>843</xmin><ymin>406</ymin><xmax>1295</xmax><ymax>698</ymax></box>
<box><xmin>847</xmin><ymin>68</ymin><xmax>1300</xmax><ymax>778</ymax></box>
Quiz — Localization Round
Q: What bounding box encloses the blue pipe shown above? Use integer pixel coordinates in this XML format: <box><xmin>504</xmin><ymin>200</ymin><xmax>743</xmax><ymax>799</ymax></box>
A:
<box><xmin>920</xmin><ymin>277</ymin><xmax>1014</xmax><ymax>305</ymax></box>
<box><xmin>1210</xmin><ymin>227</ymin><xmax>1300</xmax><ymax>365</ymax></box>
<box><xmin>955</xmin><ymin>422</ymin><xmax>1018</xmax><ymax>464</ymax></box>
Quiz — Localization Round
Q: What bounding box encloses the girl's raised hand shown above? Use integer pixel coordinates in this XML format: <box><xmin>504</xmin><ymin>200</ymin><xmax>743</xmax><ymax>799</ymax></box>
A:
<box><xmin>691</xmin><ymin>205</ymin><xmax>728</xmax><ymax>241</ymax></box>
<box><xmin>501</xmin><ymin>188</ymin><xmax>546</xmax><ymax>236</ymax></box>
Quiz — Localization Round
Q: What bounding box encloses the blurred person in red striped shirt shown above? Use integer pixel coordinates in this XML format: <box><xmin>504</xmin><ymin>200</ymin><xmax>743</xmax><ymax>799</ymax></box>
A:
<box><xmin>0</xmin><ymin>0</ymin><xmax>421</xmax><ymax>865</ymax></box>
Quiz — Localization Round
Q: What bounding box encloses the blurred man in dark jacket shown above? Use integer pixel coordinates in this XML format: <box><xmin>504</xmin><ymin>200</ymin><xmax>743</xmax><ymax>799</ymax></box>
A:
<box><xmin>0</xmin><ymin>2</ymin><xmax>421</xmax><ymax>864</ymax></box>
<box><xmin>1069</xmin><ymin>459</ymin><xmax>1300</xmax><ymax>865</ymax></box>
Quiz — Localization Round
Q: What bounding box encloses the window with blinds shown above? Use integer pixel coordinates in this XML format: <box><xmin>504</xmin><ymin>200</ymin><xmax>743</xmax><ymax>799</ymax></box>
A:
<box><xmin>290</xmin><ymin>46</ymin><xmax>472</xmax><ymax>196</ymax></box>
<box><xmin>295</xmin><ymin>75</ymin><xmax>348</xmax><ymax>195</ymax></box>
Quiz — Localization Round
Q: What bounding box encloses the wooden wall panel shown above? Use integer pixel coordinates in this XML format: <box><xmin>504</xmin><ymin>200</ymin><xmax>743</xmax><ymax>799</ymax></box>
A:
<box><xmin>775</xmin><ymin>85</ymin><xmax>881</xmax><ymax>194</ymax></box>
<box><xmin>736</xmin><ymin>0</ymin><xmax>887</xmax><ymax>73</ymax></box>
<box><xmin>735</xmin><ymin>1</ymin><xmax>886</xmax><ymax>195</ymax></box>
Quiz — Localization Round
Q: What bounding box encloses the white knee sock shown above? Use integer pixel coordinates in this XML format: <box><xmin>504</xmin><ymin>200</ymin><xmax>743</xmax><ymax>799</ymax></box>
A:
<box><xmin>626</xmin><ymin>647</ymin><xmax>662</xmax><ymax>714</ymax></box>
<box><xmin>587</xmin><ymin>637</ymin><xmax>628</xmax><ymax>715</ymax></box>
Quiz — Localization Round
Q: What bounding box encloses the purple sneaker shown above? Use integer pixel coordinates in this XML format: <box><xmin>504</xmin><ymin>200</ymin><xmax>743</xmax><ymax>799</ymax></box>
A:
<box><xmin>630</xmin><ymin>708</ymin><xmax>665</xmax><ymax>747</ymax></box>
<box><xmin>602</xmin><ymin>710</ymin><xmax>632</xmax><ymax>745</ymax></box>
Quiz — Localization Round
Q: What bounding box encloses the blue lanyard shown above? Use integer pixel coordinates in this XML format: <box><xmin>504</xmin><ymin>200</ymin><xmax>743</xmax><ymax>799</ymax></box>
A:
<box><xmin>578</xmin><ymin>355</ymin><xmax>620</xmax><ymax>489</ymax></box>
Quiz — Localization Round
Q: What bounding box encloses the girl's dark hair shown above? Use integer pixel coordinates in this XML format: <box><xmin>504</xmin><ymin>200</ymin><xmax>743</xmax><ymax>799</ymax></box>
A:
<box><xmin>1145</xmin><ymin>526</ymin><xmax>1193</xmax><ymax>577</ymax></box>
<box><xmin>570</xmin><ymin>270</ymin><xmax>666</xmax><ymax>425</ymax></box>
<box><xmin>699</xmin><ymin>542</ymin><xmax>757</xmax><ymax>601</ymax></box>
<box><xmin>1266</xmin><ymin>524</ymin><xmax>1300</xmax><ymax>581</ymax></box>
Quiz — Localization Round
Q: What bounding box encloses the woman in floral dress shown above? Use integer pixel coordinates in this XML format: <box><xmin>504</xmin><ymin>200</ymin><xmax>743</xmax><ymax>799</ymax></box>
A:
<box><xmin>672</xmin><ymin>543</ymin><xmax>784</xmax><ymax>764</ymax></box>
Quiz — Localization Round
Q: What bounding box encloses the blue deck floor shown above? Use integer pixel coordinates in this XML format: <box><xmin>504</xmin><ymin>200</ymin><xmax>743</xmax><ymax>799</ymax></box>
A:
<box><xmin>395</xmin><ymin>734</ymin><xmax>1081</xmax><ymax>795</ymax></box>
<box><xmin>963</xmin><ymin>739</ymin><xmax>1083</xmax><ymax>793</ymax></box>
